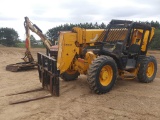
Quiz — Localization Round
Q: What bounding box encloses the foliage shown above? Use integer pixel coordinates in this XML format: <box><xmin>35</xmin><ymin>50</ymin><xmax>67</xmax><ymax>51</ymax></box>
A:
<box><xmin>149</xmin><ymin>29</ymin><xmax>160</xmax><ymax>49</ymax></box>
<box><xmin>150</xmin><ymin>21</ymin><xmax>160</xmax><ymax>29</ymax></box>
<box><xmin>30</xmin><ymin>35</ymin><xmax>37</xmax><ymax>47</ymax></box>
<box><xmin>0</xmin><ymin>27</ymin><xmax>20</xmax><ymax>47</ymax></box>
<box><xmin>29</xmin><ymin>35</ymin><xmax>44</xmax><ymax>48</ymax></box>
<box><xmin>16</xmin><ymin>42</ymin><xmax>25</xmax><ymax>48</ymax></box>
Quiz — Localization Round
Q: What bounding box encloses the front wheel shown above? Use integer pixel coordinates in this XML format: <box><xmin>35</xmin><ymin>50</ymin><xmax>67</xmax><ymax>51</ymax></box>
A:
<box><xmin>137</xmin><ymin>56</ymin><xmax>157</xmax><ymax>83</ymax></box>
<box><xmin>60</xmin><ymin>69</ymin><xmax>80</xmax><ymax>81</ymax></box>
<box><xmin>87</xmin><ymin>56</ymin><xmax>118</xmax><ymax>94</ymax></box>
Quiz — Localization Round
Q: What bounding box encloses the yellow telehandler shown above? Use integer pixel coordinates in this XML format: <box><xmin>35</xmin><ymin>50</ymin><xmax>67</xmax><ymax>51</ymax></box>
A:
<box><xmin>37</xmin><ymin>19</ymin><xmax>157</xmax><ymax>96</ymax></box>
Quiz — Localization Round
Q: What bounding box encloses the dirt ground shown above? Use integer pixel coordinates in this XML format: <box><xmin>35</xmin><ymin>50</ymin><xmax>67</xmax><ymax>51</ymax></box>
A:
<box><xmin>0</xmin><ymin>47</ymin><xmax>160</xmax><ymax>120</ymax></box>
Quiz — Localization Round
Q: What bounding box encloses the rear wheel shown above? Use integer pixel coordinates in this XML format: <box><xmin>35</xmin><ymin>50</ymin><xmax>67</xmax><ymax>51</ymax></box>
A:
<box><xmin>87</xmin><ymin>56</ymin><xmax>118</xmax><ymax>94</ymax></box>
<box><xmin>61</xmin><ymin>69</ymin><xmax>80</xmax><ymax>81</ymax></box>
<box><xmin>137</xmin><ymin>56</ymin><xmax>157</xmax><ymax>83</ymax></box>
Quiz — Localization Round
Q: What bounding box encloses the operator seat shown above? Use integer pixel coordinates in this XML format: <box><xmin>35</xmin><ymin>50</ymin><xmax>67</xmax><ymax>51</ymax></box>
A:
<box><xmin>128</xmin><ymin>44</ymin><xmax>140</xmax><ymax>56</ymax></box>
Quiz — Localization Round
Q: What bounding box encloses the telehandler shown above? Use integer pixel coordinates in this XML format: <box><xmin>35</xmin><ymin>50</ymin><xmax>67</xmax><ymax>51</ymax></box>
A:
<box><xmin>37</xmin><ymin>19</ymin><xmax>157</xmax><ymax>96</ymax></box>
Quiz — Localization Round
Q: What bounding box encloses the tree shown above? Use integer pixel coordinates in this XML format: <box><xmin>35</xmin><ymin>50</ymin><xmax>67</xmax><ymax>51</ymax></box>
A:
<box><xmin>0</xmin><ymin>27</ymin><xmax>19</xmax><ymax>46</ymax></box>
<box><xmin>94</xmin><ymin>22</ymin><xmax>99</xmax><ymax>29</ymax></box>
<box><xmin>151</xmin><ymin>21</ymin><xmax>160</xmax><ymax>28</ymax></box>
<box><xmin>100</xmin><ymin>22</ymin><xmax>107</xmax><ymax>29</ymax></box>
<box><xmin>29</xmin><ymin>34</ymin><xmax>39</xmax><ymax>47</ymax></box>
<box><xmin>46</xmin><ymin>28</ymin><xmax>59</xmax><ymax>44</ymax></box>
<box><xmin>30</xmin><ymin>35</ymin><xmax>36</xmax><ymax>45</ymax></box>
<box><xmin>149</xmin><ymin>29</ymin><xmax>160</xmax><ymax>49</ymax></box>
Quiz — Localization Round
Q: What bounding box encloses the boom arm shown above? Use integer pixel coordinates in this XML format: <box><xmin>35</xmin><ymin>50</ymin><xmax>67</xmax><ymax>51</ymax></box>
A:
<box><xmin>23</xmin><ymin>17</ymin><xmax>53</xmax><ymax>62</ymax></box>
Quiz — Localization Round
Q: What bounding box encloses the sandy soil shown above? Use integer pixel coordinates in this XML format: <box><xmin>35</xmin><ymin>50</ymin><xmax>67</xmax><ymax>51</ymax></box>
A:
<box><xmin>0</xmin><ymin>47</ymin><xmax>160</xmax><ymax>120</ymax></box>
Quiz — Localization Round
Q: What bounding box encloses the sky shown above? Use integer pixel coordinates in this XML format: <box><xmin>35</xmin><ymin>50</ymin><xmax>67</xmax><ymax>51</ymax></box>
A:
<box><xmin>0</xmin><ymin>0</ymin><xmax>159</xmax><ymax>40</ymax></box>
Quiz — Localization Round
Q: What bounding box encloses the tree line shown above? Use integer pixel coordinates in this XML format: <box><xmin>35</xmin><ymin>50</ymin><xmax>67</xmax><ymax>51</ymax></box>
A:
<box><xmin>0</xmin><ymin>28</ymin><xmax>20</xmax><ymax>47</ymax></box>
<box><xmin>0</xmin><ymin>28</ymin><xmax>43</xmax><ymax>47</ymax></box>
<box><xmin>0</xmin><ymin>20</ymin><xmax>160</xmax><ymax>49</ymax></box>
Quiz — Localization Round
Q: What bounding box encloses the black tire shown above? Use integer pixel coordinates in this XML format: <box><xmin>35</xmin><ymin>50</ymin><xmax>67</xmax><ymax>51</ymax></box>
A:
<box><xmin>137</xmin><ymin>56</ymin><xmax>157</xmax><ymax>83</ymax></box>
<box><xmin>87</xmin><ymin>56</ymin><xmax>118</xmax><ymax>94</ymax></box>
<box><xmin>61</xmin><ymin>70</ymin><xmax>80</xmax><ymax>81</ymax></box>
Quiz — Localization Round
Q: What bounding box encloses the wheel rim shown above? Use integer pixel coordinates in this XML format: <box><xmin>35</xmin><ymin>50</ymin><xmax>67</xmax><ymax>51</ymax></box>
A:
<box><xmin>99</xmin><ymin>65</ymin><xmax>113</xmax><ymax>86</ymax></box>
<box><xmin>146</xmin><ymin>62</ymin><xmax>154</xmax><ymax>78</ymax></box>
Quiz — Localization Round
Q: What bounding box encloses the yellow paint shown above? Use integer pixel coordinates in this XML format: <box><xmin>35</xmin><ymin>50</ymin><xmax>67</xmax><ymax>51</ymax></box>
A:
<box><xmin>74</xmin><ymin>51</ymin><xmax>97</xmax><ymax>74</ymax></box>
<box><xmin>57</xmin><ymin>27</ymin><xmax>155</xmax><ymax>75</ymax></box>
<box><xmin>72</xmin><ymin>27</ymin><xmax>105</xmax><ymax>44</ymax></box>
<box><xmin>72</xmin><ymin>27</ymin><xmax>128</xmax><ymax>44</ymax></box>
<box><xmin>131</xmin><ymin>27</ymin><xmax>155</xmax><ymax>51</ymax></box>
<box><xmin>99</xmin><ymin>65</ymin><xmax>113</xmax><ymax>86</ymax></box>
<box><xmin>146</xmin><ymin>62</ymin><xmax>154</xmax><ymax>78</ymax></box>
<box><xmin>118</xmin><ymin>66</ymin><xmax>139</xmax><ymax>80</ymax></box>
<box><xmin>57</xmin><ymin>32</ymin><xmax>79</xmax><ymax>74</ymax></box>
